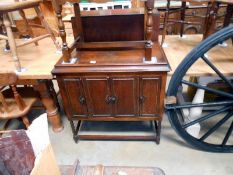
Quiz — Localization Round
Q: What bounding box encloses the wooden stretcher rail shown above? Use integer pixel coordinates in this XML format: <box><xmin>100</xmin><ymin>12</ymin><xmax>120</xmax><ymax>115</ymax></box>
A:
<box><xmin>76</xmin><ymin>41</ymin><xmax>147</xmax><ymax>49</ymax></box>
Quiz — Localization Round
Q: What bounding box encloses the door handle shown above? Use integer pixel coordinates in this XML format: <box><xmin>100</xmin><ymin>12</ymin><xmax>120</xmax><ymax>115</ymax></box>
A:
<box><xmin>139</xmin><ymin>96</ymin><xmax>145</xmax><ymax>103</ymax></box>
<box><xmin>79</xmin><ymin>96</ymin><xmax>86</xmax><ymax>105</ymax></box>
<box><xmin>105</xmin><ymin>96</ymin><xmax>117</xmax><ymax>104</ymax></box>
<box><xmin>111</xmin><ymin>96</ymin><xmax>117</xmax><ymax>103</ymax></box>
<box><xmin>105</xmin><ymin>96</ymin><xmax>112</xmax><ymax>104</ymax></box>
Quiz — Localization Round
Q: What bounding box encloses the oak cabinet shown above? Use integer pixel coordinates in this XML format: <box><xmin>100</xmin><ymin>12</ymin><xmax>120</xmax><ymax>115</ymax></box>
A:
<box><xmin>53</xmin><ymin>0</ymin><xmax>169</xmax><ymax>142</ymax></box>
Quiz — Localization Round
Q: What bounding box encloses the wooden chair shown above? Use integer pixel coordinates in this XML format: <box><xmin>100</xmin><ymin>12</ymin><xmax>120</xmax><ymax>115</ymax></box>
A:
<box><xmin>0</xmin><ymin>72</ymin><xmax>39</xmax><ymax>130</ymax></box>
<box><xmin>160</xmin><ymin>0</ymin><xmax>211</xmax><ymax>46</ymax></box>
<box><xmin>0</xmin><ymin>0</ymin><xmax>60</xmax><ymax>72</ymax></box>
<box><xmin>51</xmin><ymin>0</ymin><xmax>159</xmax><ymax>63</ymax></box>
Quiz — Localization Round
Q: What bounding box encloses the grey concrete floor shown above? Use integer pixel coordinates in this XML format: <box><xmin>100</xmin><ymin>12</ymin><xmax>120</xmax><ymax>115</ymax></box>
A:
<box><xmin>49</xmin><ymin>113</ymin><xmax>233</xmax><ymax>175</ymax></box>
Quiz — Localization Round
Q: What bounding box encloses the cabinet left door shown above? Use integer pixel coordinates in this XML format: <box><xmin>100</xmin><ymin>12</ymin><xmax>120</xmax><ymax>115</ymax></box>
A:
<box><xmin>83</xmin><ymin>77</ymin><xmax>112</xmax><ymax>117</ymax></box>
<box><xmin>62</xmin><ymin>78</ymin><xmax>88</xmax><ymax>118</ymax></box>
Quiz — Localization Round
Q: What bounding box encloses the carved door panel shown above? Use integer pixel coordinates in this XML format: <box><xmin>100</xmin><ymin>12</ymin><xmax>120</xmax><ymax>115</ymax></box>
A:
<box><xmin>64</xmin><ymin>79</ymin><xmax>88</xmax><ymax>117</ymax></box>
<box><xmin>111</xmin><ymin>77</ymin><xmax>139</xmax><ymax>116</ymax></box>
<box><xmin>139</xmin><ymin>77</ymin><xmax>161</xmax><ymax>116</ymax></box>
<box><xmin>84</xmin><ymin>77</ymin><xmax>112</xmax><ymax>116</ymax></box>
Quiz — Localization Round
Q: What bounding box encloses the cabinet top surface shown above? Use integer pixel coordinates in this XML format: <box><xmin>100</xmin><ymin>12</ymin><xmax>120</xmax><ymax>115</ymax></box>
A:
<box><xmin>53</xmin><ymin>43</ymin><xmax>170</xmax><ymax>74</ymax></box>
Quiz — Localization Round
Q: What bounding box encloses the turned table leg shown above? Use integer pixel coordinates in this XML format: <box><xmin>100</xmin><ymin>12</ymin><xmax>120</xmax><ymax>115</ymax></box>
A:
<box><xmin>34</xmin><ymin>80</ymin><xmax>63</xmax><ymax>132</ymax></box>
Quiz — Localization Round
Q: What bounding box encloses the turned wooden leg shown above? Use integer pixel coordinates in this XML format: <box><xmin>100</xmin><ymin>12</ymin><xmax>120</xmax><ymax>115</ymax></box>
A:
<box><xmin>34</xmin><ymin>80</ymin><xmax>63</xmax><ymax>132</ymax></box>
<box><xmin>22</xmin><ymin>115</ymin><xmax>30</xmax><ymax>128</ymax></box>
<box><xmin>3</xmin><ymin>14</ymin><xmax>22</xmax><ymax>72</ymax></box>
<box><xmin>34</xmin><ymin>6</ymin><xmax>60</xmax><ymax>49</ymax></box>
<box><xmin>19</xmin><ymin>10</ymin><xmax>38</xmax><ymax>46</ymax></box>
<box><xmin>180</xmin><ymin>1</ymin><xmax>186</xmax><ymax>38</ymax></box>
<box><xmin>70</xmin><ymin>120</ymin><xmax>81</xmax><ymax>143</ymax></box>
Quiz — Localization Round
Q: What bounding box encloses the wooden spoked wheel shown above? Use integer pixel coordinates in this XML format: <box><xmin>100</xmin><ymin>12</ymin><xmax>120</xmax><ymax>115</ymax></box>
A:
<box><xmin>166</xmin><ymin>26</ymin><xmax>233</xmax><ymax>152</ymax></box>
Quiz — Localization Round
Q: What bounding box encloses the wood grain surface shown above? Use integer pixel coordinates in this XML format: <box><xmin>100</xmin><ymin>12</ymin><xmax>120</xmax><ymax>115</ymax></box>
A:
<box><xmin>163</xmin><ymin>34</ymin><xmax>233</xmax><ymax>76</ymax></box>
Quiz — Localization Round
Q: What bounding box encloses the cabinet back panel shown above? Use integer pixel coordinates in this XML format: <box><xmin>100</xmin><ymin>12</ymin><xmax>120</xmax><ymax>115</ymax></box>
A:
<box><xmin>82</xmin><ymin>14</ymin><xmax>144</xmax><ymax>42</ymax></box>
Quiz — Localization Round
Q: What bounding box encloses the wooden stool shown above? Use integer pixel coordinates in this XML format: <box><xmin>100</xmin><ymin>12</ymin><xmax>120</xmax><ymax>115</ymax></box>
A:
<box><xmin>0</xmin><ymin>0</ymin><xmax>59</xmax><ymax>72</ymax></box>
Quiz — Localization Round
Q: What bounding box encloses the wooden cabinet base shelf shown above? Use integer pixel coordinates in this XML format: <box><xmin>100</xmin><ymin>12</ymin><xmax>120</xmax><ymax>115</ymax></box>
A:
<box><xmin>70</xmin><ymin>120</ymin><xmax>161</xmax><ymax>144</ymax></box>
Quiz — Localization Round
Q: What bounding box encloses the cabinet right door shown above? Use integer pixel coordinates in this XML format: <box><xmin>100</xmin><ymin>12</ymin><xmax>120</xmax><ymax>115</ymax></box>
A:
<box><xmin>111</xmin><ymin>77</ymin><xmax>139</xmax><ymax>117</ymax></box>
<box><xmin>139</xmin><ymin>76</ymin><xmax>161</xmax><ymax>117</ymax></box>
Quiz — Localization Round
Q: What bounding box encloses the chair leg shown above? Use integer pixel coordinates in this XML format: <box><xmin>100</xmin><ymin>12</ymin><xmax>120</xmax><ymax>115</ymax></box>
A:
<box><xmin>3</xmin><ymin>14</ymin><xmax>22</xmax><ymax>72</ymax></box>
<box><xmin>161</xmin><ymin>0</ymin><xmax>170</xmax><ymax>46</ymax></box>
<box><xmin>19</xmin><ymin>10</ymin><xmax>38</xmax><ymax>46</ymax></box>
<box><xmin>1</xmin><ymin>15</ymin><xmax>10</xmax><ymax>51</ymax></box>
<box><xmin>5</xmin><ymin>40</ymin><xmax>10</xmax><ymax>51</ymax></box>
<box><xmin>3</xmin><ymin>119</ymin><xmax>12</xmax><ymax>131</ymax></box>
<box><xmin>34</xmin><ymin>6</ymin><xmax>60</xmax><ymax>49</ymax></box>
<box><xmin>2</xmin><ymin>27</ymin><xmax>10</xmax><ymax>51</ymax></box>
<box><xmin>180</xmin><ymin>1</ymin><xmax>186</xmax><ymax>38</ymax></box>
<box><xmin>223</xmin><ymin>4</ymin><xmax>233</xmax><ymax>28</ymax></box>
<box><xmin>22</xmin><ymin>116</ymin><xmax>30</xmax><ymax>128</ymax></box>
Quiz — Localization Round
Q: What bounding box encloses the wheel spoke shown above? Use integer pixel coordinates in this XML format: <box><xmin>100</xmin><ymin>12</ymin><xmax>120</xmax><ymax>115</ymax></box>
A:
<box><xmin>175</xmin><ymin>108</ymin><xmax>185</xmax><ymax>123</ymax></box>
<box><xmin>201</xmin><ymin>55</ymin><xmax>233</xmax><ymax>90</ymax></box>
<box><xmin>221</xmin><ymin>121</ymin><xmax>233</xmax><ymax>146</ymax></box>
<box><xmin>199</xmin><ymin>111</ymin><xmax>233</xmax><ymax>141</ymax></box>
<box><xmin>182</xmin><ymin>80</ymin><xmax>233</xmax><ymax>99</ymax></box>
<box><xmin>183</xmin><ymin>105</ymin><xmax>232</xmax><ymax>129</ymax></box>
<box><xmin>166</xmin><ymin>100</ymin><xmax>233</xmax><ymax>110</ymax></box>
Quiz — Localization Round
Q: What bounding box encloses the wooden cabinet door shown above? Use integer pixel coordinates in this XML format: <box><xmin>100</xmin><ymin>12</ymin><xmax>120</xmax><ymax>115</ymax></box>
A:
<box><xmin>111</xmin><ymin>77</ymin><xmax>139</xmax><ymax>116</ymax></box>
<box><xmin>64</xmin><ymin>79</ymin><xmax>88</xmax><ymax>117</ymax></box>
<box><xmin>84</xmin><ymin>77</ymin><xmax>112</xmax><ymax>116</ymax></box>
<box><xmin>139</xmin><ymin>77</ymin><xmax>161</xmax><ymax>116</ymax></box>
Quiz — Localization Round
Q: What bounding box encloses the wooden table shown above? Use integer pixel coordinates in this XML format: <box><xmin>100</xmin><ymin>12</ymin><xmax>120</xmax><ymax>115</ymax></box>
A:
<box><xmin>163</xmin><ymin>34</ymin><xmax>233</xmax><ymax>76</ymax></box>
<box><xmin>0</xmin><ymin>38</ymin><xmax>63</xmax><ymax>132</ymax></box>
